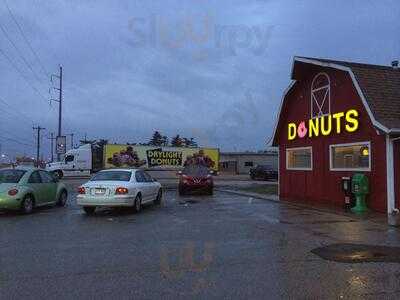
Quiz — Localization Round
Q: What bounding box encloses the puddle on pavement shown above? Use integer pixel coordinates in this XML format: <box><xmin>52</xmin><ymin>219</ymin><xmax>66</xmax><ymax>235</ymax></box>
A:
<box><xmin>178</xmin><ymin>200</ymin><xmax>198</xmax><ymax>205</ymax></box>
<box><xmin>311</xmin><ymin>243</ymin><xmax>400</xmax><ymax>263</ymax></box>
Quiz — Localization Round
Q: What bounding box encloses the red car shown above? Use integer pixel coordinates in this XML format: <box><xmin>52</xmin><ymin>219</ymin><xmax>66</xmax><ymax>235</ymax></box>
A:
<box><xmin>178</xmin><ymin>165</ymin><xmax>214</xmax><ymax>195</ymax></box>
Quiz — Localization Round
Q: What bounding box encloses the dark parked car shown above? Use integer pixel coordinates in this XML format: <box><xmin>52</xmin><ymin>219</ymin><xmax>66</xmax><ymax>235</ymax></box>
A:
<box><xmin>178</xmin><ymin>165</ymin><xmax>214</xmax><ymax>195</ymax></box>
<box><xmin>249</xmin><ymin>165</ymin><xmax>278</xmax><ymax>181</ymax></box>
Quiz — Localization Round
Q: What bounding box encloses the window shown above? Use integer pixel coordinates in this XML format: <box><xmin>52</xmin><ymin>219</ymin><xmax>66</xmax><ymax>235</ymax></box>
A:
<box><xmin>143</xmin><ymin>171</ymin><xmax>154</xmax><ymax>182</ymax></box>
<box><xmin>90</xmin><ymin>171</ymin><xmax>132</xmax><ymax>181</ymax></box>
<box><xmin>286</xmin><ymin>147</ymin><xmax>312</xmax><ymax>170</ymax></box>
<box><xmin>135</xmin><ymin>171</ymin><xmax>146</xmax><ymax>183</ymax></box>
<box><xmin>65</xmin><ymin>155</ymin><xmax>74</xmax><ymax>163</ymax></box>
<box><xmin>0</xmin><ymin>169</ymin><xmax>26</xmax><ymax>183</ymax></box>
<box><xmin>311</xmin><ymin>72</ymin><xmax>330</xmax><ymax>118</ymax></box>
<box><xmin>28</xmin><ymin>171</ymin><xmax>42</xmax><ymax>184</ymax></box>
<box><xmin>244</xmin><ymin>161</ymin><xmax>254</xmax><ymax>167</ymax></box>
<box><xmin>330</xmin><ymin>142</ymin><xmax>370</xmax><ymax>171</ymax></box>
<box><xmin>39</xmin><ymin>171</ymin><xmax>55</xmax><ymax>183</ymax></box>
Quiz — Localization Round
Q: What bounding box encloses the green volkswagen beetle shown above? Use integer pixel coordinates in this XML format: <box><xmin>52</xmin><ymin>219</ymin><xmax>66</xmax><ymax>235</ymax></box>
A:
<box><xmin>0</xmin><ymin>167</ymin><xmax>68</xmax><ymax>214</ymax></box>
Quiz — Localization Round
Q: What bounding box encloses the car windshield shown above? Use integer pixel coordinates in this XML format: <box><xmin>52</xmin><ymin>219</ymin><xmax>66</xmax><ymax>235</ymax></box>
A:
<box><xmin>0</xmin><ymin>169</ymin><xmax>26</xmax><ymax>183</ymax></box>
<box><xmin>90</xmin><ymin>171</ymin><xmax>132</xmax><ymax>182</ymax></box>
<box><xmin>183</xmin><ymin>165</ymin><xmax>209</xmax><ymax>177</ymax></box>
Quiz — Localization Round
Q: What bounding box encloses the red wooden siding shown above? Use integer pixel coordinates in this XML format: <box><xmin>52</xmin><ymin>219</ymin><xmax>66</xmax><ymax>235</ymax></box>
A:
<box><xmin>276</xmin><ymin>67</ymin><xmax>387</xmax><ymax>213</ymax></box>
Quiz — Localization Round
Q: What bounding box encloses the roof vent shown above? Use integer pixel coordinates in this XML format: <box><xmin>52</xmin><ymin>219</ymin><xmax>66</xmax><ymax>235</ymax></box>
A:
<box><xmin>391</xmin><ymin>60</ymin><xmax>399</xmax><ymax>69</ymax></box>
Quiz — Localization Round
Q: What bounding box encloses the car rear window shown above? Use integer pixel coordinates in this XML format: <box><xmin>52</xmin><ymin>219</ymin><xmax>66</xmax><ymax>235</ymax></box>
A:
<box><xmin>90</xmin><ymin>171</ymin><xmax>132</xmax><ymax>182</ymax></box>
<box><xmin>183</xmin><ymin>165</ymin><xmax>209</xmax><ymax>176</ymax></box>
<box><xmin>0</xmin><ymin>169</ymin><xmax>26</xmax><ymax>183</ymax></box>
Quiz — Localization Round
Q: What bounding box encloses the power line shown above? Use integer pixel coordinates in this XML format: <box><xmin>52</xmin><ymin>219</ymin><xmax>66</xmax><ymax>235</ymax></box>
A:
<box><xmin>0</xmin><ymin>95</ymin><xmax>36</xmax><ymax>124</ymax></box>
<box><xmin>0</xmin><ymin>135</ymin><xmax>35</xmax><ymax>148</ymax></box>
<box><xmin>0</xmin><ymin>98</ymin><xmax>53</xmax><ymax>145</ymax></box>
<box><xmin>0</xmin><ymin>21</ymin><xmax>45</xmax><ymax>86</ymax></box>
<box><xmin>0</xmin><ymin>118</ymin><xmax>34</xmax><ymax>141</ymax></box>
<box><xmin>2</xmin><ymin>0</ymin><xmax>49</xmax><ymax>78</ymax></box>
<box><xmin>0</xmin><ymin>47</ymin><xmax>48</xmax><ymax>103</ymax></box>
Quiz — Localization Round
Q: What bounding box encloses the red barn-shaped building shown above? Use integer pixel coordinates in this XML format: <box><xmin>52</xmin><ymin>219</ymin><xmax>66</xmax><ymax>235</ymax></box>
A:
<box><xmin>273</xmin><ymin>57</ymin><xmax>400</xmax><ymax>214</ymax></box>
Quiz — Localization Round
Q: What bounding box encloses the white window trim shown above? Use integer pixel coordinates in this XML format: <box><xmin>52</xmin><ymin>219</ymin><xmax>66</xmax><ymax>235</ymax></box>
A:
<box><xmin>286</xmin><ymin>146</ymin><xmax>313</xmax><ymax>171</ymax></box>
<box><xmin>310</xmin><ymin>72</ymin><xmax>331</xmax><ymax>119</ymax></box>
<box><xmin>329</xmin><ymin>141</ymin><xmax>371</xmax><ymax>172</ymax></box>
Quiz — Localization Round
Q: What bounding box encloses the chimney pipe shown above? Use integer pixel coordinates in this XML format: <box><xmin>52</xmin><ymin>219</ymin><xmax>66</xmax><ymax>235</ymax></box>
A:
<box><xmin>391</xmin><ymin>60</ymin><xmax>399</xmax><ymax>69</ymax></box>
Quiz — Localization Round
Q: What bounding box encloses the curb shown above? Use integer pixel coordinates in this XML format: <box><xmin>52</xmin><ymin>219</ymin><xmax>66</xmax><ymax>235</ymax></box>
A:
<box><xmin>216</xmin><ymin>188</ymin><xmax>279</xmax><ymax>203</ymax></box>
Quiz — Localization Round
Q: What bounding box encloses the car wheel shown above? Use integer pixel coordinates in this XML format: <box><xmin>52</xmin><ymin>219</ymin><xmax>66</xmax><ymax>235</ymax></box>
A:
<box><xmin>83</xmin><ymin>206</ymin><xmax>96</xmax><ymax>215</ymax></box>
<box><xmin>154</xmin><ymin>189</ymin><xmax>162</xmax><ymax>205</ymax></box>
<box><xmin>133</xmin><ymin>194</ymin><xmax>142</xmax><ymax>213</ymax></box>
<box><xmin>21</xmin><ymin>195</ymin><xmax>34</xmax><ymax>214</ymax></box>
<box><xmin>57</xmin><ymin>190</ymin><xmax>68</xmax><ymax>207</ymax></box>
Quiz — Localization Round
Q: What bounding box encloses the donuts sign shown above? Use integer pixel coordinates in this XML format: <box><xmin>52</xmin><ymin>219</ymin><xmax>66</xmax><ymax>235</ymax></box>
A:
<box><xmin>287</xmin><ymin>109</ymin><xmax>359</xmax><ymax>141</ymax></box>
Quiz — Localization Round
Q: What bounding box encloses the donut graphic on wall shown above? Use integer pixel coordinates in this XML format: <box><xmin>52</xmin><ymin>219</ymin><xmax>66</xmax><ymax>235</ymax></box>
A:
<box><xmin>183</xmin><ymin>150</ymin><xmax>215</xmax><ymax>169</ymax></box>
<box><xmin>107</xmin><ymin>146</ymin><xmax>146</xmax><ymax>167</ymax></box>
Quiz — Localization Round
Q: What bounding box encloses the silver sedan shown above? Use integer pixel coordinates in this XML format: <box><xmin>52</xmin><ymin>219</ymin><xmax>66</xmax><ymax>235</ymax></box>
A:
<box><xmin>77</xmin><ymin>169</ymin><xmax>162</xmax><ymax>215</ymax></box>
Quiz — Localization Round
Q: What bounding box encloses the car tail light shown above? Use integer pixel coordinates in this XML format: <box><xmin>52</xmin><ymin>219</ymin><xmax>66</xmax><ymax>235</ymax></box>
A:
<box><xmin>115</xmin><ymin>187</ymin><xmax>128</xmax><ymax>195</ymax></box>
<box><xmin>8</xmin><ymin>189</ymin><xmax>18</xmax><ymax>196</ymax></box>
<box><xmin>78</xmin><ymin>187</ymin><xmax>86</xmax><ymax>194</ymax></box>
<box><xmin>182</xmin><ymin>175</ymin><xmax>191</xmax><ymax>184</ymax></box>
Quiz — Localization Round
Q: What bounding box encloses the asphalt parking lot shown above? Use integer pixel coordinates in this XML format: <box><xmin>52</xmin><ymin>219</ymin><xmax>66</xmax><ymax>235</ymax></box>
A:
<box><xmin>1</xmin><ymin>180</ymin><xmax>400</xmax><ymax>299</ymax></box>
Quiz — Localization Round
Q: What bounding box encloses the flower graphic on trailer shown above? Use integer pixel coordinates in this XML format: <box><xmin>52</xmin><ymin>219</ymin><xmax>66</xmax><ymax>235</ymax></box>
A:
<box><xmin>311</xmin><ymin>73</ymin><xmax>331</xmax><ymax>118</ymax></box>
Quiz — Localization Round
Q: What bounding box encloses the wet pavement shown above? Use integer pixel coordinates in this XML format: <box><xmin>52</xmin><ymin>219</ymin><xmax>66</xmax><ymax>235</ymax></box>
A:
<box><xmin>1</xmin><ymin>180</ymin><xmax>400</xmax><ymax>299</ymax></box>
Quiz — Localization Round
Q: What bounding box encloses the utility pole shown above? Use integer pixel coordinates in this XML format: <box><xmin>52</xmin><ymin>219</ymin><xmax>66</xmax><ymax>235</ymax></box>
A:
<box><xmin>51</xmin><ymin>65</ymin><xmax>63</xmax><ymax>161</ymax></box>
<box><xmin>48</xmin><ymin>132</ymin><xmax>55</xmax><ymax>162</ymax></box>
<box><xmin>33</xmin><ymin>126</ymin><xmax>45</xmax><ymax>167</ymax></box>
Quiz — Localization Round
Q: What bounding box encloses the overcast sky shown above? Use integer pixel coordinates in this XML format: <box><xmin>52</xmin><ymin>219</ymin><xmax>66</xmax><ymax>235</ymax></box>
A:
<box><xmin>0</xmin><ymin>0</ymin><xmax>399</xmax><ymax>160</ymax></box>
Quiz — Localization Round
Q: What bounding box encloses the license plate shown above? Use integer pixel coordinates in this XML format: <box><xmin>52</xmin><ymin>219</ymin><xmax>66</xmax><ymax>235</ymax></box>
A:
<box><xmin>94</xmin><ymin>188</ymin><xmax>106</xmax><ymax>195</ymax></box>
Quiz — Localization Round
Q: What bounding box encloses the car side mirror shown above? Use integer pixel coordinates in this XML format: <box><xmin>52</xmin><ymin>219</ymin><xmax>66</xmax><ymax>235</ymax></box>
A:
<box><xmin>177</xmin><ymin>171</ymin><xmax>183</xmax><ymax>176</ymax></box>
<box><xmin>152</xmin><ymin>178</ymin><xmax>158</xmax><ymax>182</ymax></box>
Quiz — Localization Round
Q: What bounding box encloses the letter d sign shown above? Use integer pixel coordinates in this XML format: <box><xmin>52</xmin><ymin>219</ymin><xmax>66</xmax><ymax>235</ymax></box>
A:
<box><xmin>288</xmin><ymin>123</ymin><xmax>297</xmax><ymax>141</ymax></box>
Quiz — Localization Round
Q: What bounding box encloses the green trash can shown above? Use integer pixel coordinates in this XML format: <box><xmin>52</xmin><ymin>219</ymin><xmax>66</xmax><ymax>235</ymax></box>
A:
<box><xmin>351</xmin><ymin>173</ymin><xmax>369</xmax><ymax>213</ymax></box>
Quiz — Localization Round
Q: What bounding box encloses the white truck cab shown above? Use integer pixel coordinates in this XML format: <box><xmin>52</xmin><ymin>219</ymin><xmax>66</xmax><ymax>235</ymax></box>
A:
<box><xmin>46</xmin><ymin>144</ymin><xmax>92</xmax><ymax>178</ymax></box>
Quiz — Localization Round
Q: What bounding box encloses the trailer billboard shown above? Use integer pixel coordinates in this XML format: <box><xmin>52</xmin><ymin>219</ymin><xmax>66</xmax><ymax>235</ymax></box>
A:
<box><xmin>104</xmin><ymin>145</ymin><xmax>219</xmax><ymax>171</ymax></box>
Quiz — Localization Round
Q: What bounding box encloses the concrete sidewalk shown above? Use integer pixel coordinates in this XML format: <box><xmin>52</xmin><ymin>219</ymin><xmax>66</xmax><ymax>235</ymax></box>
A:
<box><xmin>218</xmin><ymin>188</ymin><xmax>391</xmax><ymax>226</ymax></box>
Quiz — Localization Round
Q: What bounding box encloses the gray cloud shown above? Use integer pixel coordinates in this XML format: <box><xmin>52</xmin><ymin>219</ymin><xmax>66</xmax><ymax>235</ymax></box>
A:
<box><xmin>0</xmin><ymin>0</ymin><xmax>399</xmax><ymax>159</ymax></box>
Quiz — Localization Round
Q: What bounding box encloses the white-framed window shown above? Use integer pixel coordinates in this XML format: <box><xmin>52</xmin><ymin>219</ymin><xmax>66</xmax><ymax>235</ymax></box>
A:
<box><xmin>286</xmin><ymin>147</ymin><xmax>313</xmax><ymax>170</ymax></box>
<box><xmin>329</xmin><ymin>141</ymin><xmax>371</xmax><ymax>171</ymax></box>
<box><xmin>311</xmin><ymin>72</ymin><xmax>331</xmax><ymax>119</ymax></box>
